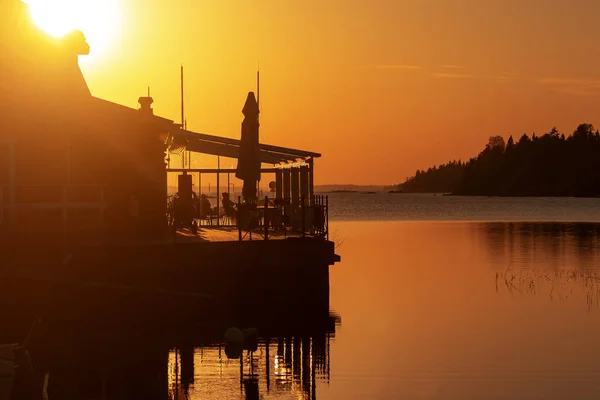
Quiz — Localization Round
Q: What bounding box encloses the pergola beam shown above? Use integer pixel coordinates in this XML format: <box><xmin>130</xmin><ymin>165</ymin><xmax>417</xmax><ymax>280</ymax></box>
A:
<box><xmin>169</xmin><ymin>128</ymin><xmax>320</xmax><ymax>164</ymax></box>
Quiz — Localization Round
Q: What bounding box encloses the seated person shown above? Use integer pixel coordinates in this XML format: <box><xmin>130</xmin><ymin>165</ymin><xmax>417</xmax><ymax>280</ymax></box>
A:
<box><xmin>221</xmin><ymin>192</ymin><xmax>237</xmax><ymax>218</ymax></box>
<box><xmin>200</xmin><ymin>194</ymin><xmax>212</xmax><ymax>218</ymax></box>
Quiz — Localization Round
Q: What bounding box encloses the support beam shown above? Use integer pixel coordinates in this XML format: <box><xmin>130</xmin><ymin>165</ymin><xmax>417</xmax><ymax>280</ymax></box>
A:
<box><xmin>291</xmin><ymin>167</ymin><xmax>300</xmax><ymax>210</ymax></box>
<box><xmin>300</xmin><ymin>166</ymin><xmax>309</xmax><ymax>203</ymax></box>
<box><xmin>283</xmin><ymin>169</ymin><xmax>291</xmax><ymax>200</ymax></box>
<box><xmin>275</xmin><ymin>170</ymin><xmax>283</xmax><ymax>200</ymax></box>
<box><xmin>308</xmin><ymin>158</ymin><xmax>314</xmax><ymax>205</ymax></box>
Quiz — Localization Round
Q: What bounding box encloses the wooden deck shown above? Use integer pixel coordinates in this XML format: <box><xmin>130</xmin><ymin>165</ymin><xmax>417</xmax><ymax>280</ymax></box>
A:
<box><xmin>176</xmin><ymin>226</ymin><xmax>299</xmax><ymax>243</ymax></box>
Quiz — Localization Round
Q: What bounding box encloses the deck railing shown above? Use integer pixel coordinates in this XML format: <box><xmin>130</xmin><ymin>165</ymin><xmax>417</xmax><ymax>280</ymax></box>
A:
<box><xmin>236</xmin><ymin>195</ymin><xmax>329</xmax><ymax>241</ymax></box>
<box><xmin>0</xmin><ymin>185</ymin><xmax>106</xmax><ymax>233</ymax></box>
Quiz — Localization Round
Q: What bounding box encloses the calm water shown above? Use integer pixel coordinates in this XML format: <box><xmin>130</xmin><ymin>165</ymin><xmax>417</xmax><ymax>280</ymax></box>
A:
<box><xmin>162</xmin><ymin>195</ymin><xmax>600</xmax><ymax>399</ymax></box>
<box><xmin>326</xmin><ymin>192</ymin><xmax>600</xmax><ymax>222</ymax></box>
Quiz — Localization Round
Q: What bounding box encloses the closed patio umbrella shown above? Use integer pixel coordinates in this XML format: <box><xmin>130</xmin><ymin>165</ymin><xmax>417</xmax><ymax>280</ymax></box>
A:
<box><xmin>235</xmin><ymin>92</ymin><xmax>261</xmax><ymax>203</ymax></box>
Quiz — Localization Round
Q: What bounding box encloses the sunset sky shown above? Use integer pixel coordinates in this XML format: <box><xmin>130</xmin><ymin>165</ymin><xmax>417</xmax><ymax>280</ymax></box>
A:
<box><xmin>28</xmin><ymin>0</ymin><xmax>600</xmax><ymax>185</ymax></box>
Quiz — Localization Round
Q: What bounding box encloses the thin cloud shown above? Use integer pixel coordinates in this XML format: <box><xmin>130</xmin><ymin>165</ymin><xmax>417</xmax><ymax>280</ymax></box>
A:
<box><xmin>534</xmin><ymin>77</ymin><xmax>600</xmax><ymax>96</ymax></box>
<box><xmin>557</xmin><ymin>87</ymin><xmax>600</xmax><ymax>96</ymax></box>
<box><xmin>536</xmin><ymin>77</ymin><xmax>600</xmax><ymax>87</ymax></box>
<box><xmin>440</xmin><ymin>65</ymin><xmax>465</xmax><ymax>69</ymax></box>
<box><xmin>431</xmin><ymin>72</ymin><xmax>473</xmax><ymax>79</ymax></box>
<box><xmin>431</xmin><ymin>72</ymin><xmax>516</xmax><ymax>82</ymax></box>
<box><xmin>483</xmin><ymin>74</ymin><xmax>514</xmax><ymax>82</ymax></box>
<box><xmin>536</xmin><ymin>76</ymin><xmax>600</xmax><ymax>96</ymax></box>
<box><xmin>376</xmin><ymin>65</ymin><xmax>423</xmax><ymax>70</ymax></box>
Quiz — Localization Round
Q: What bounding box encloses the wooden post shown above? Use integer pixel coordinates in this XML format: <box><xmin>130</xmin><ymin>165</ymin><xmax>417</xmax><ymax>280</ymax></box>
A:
<box><xmin>291</xmin><ymin>167</ymin><xmax>300</xmax><ymax>211</ymax></box>
<box><xmin>264</xmin><ymin>196</ymin><xmax>269</xmax><ymax>240</ymax></box>
<box><xmin>326</xmin><ymin>195</ymin><xmax>329</xmax><ymax>241</ymax></box>
<box><xmin>283</xmin><ymin>169</ymin><xmax>291</xmax><ymax>201</ymax></box>
<box><xmin>265</xmin><ymin>338</ymin><xmax>271</xmax><ymax>391</ymax></box>
<box><xmin>216</xmin><ymin>157</ymin><xmax>220</xmax><ymax>226</ymax></box>
<box><xmin>275</xmin><ymin>170</ymin><xmax>283</xmax><ymax>200</ymax></box>
<box><xmin>308</xmin><ymin>158</ymin><xmax>314</xmax><ymax>206</ymax></box>
<box><xmin>282</xmin><ymin>169</ymin><xmax>291</xmax><ymax>227</ymax></box>
<box><xmin>238</xmin><ymin>196</ymin><xmax>242</xmax><ymax>241</ymax></box>
<box><xmin>300</xmin><ymin>166</ymin><xmax>309</xmax><ymax>205</ymax></box>
<box><xmin>301</xmin><ymin>195</ymin><xmax>306</xmax><ymax>238</ymax></box>
<box><xmin>300</xmin><ymin>166</ymin><xmax>309</xmax><ymax>235</ymax></box>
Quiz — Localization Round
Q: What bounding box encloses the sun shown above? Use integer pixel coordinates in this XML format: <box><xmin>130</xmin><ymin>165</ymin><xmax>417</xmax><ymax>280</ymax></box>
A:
<box><xmin>25</xmin><ymin>0</ymin><xmax>122</xmax><ymax>56</ymax></box>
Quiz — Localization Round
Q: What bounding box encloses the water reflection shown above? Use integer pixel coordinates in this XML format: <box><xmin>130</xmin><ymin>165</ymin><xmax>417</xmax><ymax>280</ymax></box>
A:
<box><xmin>168</xmin><ymin>328</ymin><xmax>337</xmax><ymax>400</ymax></box>
<box><xmin>480</xmin><ymin>221</ymin><xmax>600</xmax><ymax>269</ymax></box>
<box><xmin>15</xmin><ymin>310</ymin><xmax>340</xmax><ymax>400</ymax></box>
<box><xmin>328</xmin><ymin>221</ymin><xmax>600</xmax><ymax>399</ymax></box>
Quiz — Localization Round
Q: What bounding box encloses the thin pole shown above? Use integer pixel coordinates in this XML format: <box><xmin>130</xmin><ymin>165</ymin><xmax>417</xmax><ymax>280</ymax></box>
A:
<box><xmin>181</xmin><ymin>65</ymin><xmax>185</xmax><ymax>129</ymax></box>
<box><xmin>181</xmin><ymin>65</ymin><xmax>185</xmax><ymax>169</ymax></box>
<box><xmin>216</xmin><ymin>156</ymin><xmax>220</xmax><ymax>226</ymax></box>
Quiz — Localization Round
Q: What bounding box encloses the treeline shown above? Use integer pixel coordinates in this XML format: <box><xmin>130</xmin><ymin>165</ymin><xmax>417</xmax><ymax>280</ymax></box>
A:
<box><xmin>400</xmin><ymin>161</ymin><xmax>465</xmax><ymax>193</ymax></box>
<box><xmin>399</xmin><ymin>123</ymin><xmax>600</xmax><ymax>197</ymax></box>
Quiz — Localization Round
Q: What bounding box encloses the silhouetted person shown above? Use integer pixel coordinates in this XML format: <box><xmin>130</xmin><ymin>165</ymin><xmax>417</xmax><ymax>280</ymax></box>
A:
<box><xmin>200</xmin><ymin>194</ymin><xmax>211</xmax><ymax>218</ymax></box>
<box><xmin>222</xmin><ymin>192</ymin><xmax>236</xmax><ymax>220</ymax></box>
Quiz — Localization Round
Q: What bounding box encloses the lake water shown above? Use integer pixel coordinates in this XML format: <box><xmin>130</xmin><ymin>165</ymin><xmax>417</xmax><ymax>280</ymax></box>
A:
<box><xmin>164</xmin><ymin>194</ymin><xmax>600</xmax><ymax>399</ymax></box>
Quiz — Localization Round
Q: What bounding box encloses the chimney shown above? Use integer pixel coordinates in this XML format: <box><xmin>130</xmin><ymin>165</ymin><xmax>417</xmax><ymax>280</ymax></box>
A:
<box><xmin>138</xmin><ymin>96</ymin><xmax>154</xmax><ymax>116</ymax></box>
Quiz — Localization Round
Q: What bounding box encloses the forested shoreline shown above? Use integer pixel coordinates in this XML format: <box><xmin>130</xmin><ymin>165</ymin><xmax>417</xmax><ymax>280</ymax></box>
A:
<box><xmin>399</xmin><ymin>124</ymin><xmax>600</xmax><ymax>197</ymax></box>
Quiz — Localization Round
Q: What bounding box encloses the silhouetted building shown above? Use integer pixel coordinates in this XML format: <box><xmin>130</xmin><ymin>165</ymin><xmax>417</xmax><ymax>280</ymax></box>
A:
<box><xmin>0</xmin><ymin>1</ymin><xmax>175</xmax><ymax>243</ymax></box>
<box><xmin>0</xmin><ymin>0</ymin><xmax>325</xmax><ymax>248</ymax></box>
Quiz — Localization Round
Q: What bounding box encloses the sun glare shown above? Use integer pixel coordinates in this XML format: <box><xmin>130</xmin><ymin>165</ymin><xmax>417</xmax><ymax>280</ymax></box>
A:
<box><xmin>26</xmin><ymin>0</ymin><xmax>121</xmax><ymax>57</ymax></box>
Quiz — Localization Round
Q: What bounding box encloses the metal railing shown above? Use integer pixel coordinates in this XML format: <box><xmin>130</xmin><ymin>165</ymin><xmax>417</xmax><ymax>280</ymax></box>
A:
<box><xmin>236</xmin><ymin>195</ymin><xmax>329</xmax><ymax>241</ymax></box>
<box><xmin>0</xmin><ymin>185</ymin><xmax>106</xmax><ymax>232</ymax></box>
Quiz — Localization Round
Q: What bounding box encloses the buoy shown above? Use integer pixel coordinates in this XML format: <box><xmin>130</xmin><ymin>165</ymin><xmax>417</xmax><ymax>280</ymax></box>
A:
<box><xmin>242</xmin><ymin>328</ymin><xmax>258</xmax><ymax>351</ymax></box>
<box><xmin>224</xmin><ymin>327</ymin><xmax>244</xmax><ymax>346</ymax></box>
<box><xmin>225</xmin><ymin>343</ymin><xmax>243</xmax><ymax>359</ymax></box>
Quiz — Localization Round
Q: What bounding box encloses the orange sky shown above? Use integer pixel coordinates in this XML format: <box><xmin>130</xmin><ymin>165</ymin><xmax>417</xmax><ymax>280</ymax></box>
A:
<box><xmin>66</xmin><ymin>0</ymin><xmax>600</xmax><ymax>185</ymax></box>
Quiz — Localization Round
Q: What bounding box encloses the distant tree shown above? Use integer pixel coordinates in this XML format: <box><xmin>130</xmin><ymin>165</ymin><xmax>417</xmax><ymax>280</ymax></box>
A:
<box><xmin>547</xmin><ymin>127</ymin><xmax>559</xmax><ymax>137</ymax></box>
<box><xmin>506</xmin><ymin>135</ymin><xmax>515</xmax><ymax>151</ymax></box>
<box><xmin>486</xmin><ymin>136</ymin><xmax>505</xmax><ymax>152</ymax></box>
<box><xmin>572</xmin><ymin>123</ymin><xmax>595</xmax><ymax>140</ymax></box>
